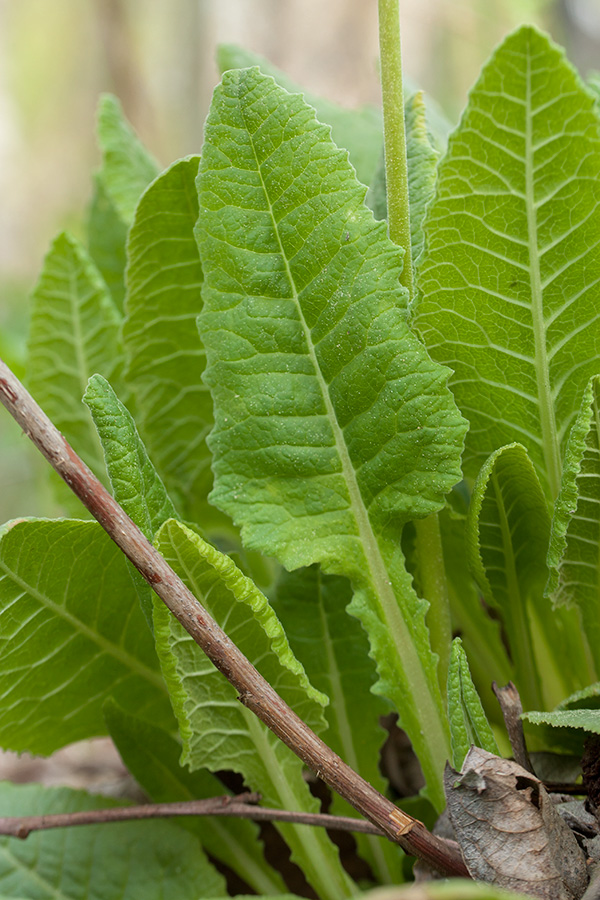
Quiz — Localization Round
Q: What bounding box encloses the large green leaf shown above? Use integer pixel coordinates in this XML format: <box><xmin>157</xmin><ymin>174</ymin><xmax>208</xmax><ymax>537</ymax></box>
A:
<box><xmin>104</xmin><ymin>700</ymin><xmax>286</xmax><ymax>895</ymax></box>
<box><xmin>84</xmin><ymin>374</ymin><xmax>179</xmax><ymax>627</ymax></box>
<box><xmin>27</xmin><ymin>232</ymin><xmax>121</xmax><ymax>492</ymax></box>
<box><xmin>547</xmin><ymin>375</ymin><xmax>600</xmax><ymax>674</ymax></box>
<box><xmin>447</xmin><ymin>637</ymin><xmax>499</xmax><ymax>769</ymax></box>
<box><xmin>195</xmin><ymin>66</ymin><xmax>466</xmax><ymax>808</ymax></box>
<box><xmin>217</xmin><ymin>44</ymin><xmax>383</xmax><ymax>186</ymax></box>
<box><xmin>153</xmin><ymin>518</ymin><xmax>355</xmax><ymax>900</ymax></box>
<box><xmin>96</xmin><ymin>94</ymin><xmax>160</xmax><ymax>225</ymax></box>
<box><xmin>0</xmin><ymin>782</ymin><xmax>224</xmax><ymax>900</ymax></box>
<box><xmin>415</xmin><ymin>26</ymin><xmax>600</xmax><ymax>501</ymax></box>
<box><xmin>122</xmin><ymin>156</ymin><xmax>219</xmax><ymax>526</ymax></box>
<box><xmin>273</xmin><ymin>566</ymin><xmax>404</xmax><ymax>885</ymax></box>
<box><xmin>466</xmin><ymin>443</ymin><xmax>588</xmax><ymax>709</ymax></box>
<box><xmin>0</xmin><ymin>519</ymin><xmax>173</xmax><ymax>754</ymax></box>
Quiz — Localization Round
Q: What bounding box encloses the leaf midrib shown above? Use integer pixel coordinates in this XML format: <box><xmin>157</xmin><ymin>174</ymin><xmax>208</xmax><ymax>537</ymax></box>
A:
<box><xmin>0</xmin><ymin>555</ymin><xmax>167</xmax><ymax>694</ymax></box>
<box><xmin>241</xmin><ymin>85</ymin><xmax>450</xmax><ymax>790</ymax></box>
<box><xmin>524</xmin><ymin>45</ymin><xmax>561</xmax><ymax>499</ymax></box>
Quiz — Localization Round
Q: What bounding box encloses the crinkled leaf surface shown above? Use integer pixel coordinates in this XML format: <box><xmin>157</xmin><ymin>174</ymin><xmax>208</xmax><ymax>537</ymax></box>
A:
<box><xmin>447</xmin><ymin>638</ymin><xmax>499</xmax><ymax>769</ymax></box>
<box><xmin>0</xmin><ymin>519</ymin><xmax>172</xmax><ymax>754</ymax></box>
<box><xmin>466</xmin><ymin>443</ymin><xmax>588</xmax><ymax>709</ymax></box>
<box><xmin>217</xmin><ymin>44</ymin><xmax>383</xmax><ymax>186</ymax></box>
<box><xmin>96</xmin><ymin>93</ymin><xmax>160</xmax><ymax>225</ymax></box>
<box><xmin>153</xmin><ymin>518</ymin><xmax>354</xmax><ymax>900</ymax></box>
<box><xmin>445</xmin><ymin>748</ymin><xmax>588</xmax><ymax>899</ymax></box>
<box><xmin>104</xmin><ymin>700</ymin><xmax>285</xmax><ymax>895</ymax></box>
<box><xmin>84</xmin><ymin>374</ymin><xmax>178</xmax><ymax>626</ymax></box>
<box><xmin>273</xmin><ymin>565</ymin><xmax>404</xmax><ymax>884</ymax></box>
<box><xmin>27</xmin><ymin>232</ymin><xmax>120</xmax><ymax>491</ymax></box>
<box><xmin>547</xmin><ymin>375</ymin><xmax>600</xmax><ymax>674</ymax></box>
<box><xmin>195</xmin><ymin>66</ymin><xmax>466</xmax><ymax>808</ymax></box>
<box><xmin>415</xmin><ymin>26</ymin><xmax>600</xmax><ymax>502</ymax></box>
<box><xmin>87</xmin><ymin>173</ymin><xmax>129</xmax><ymax>312</ymax></box>
<box><xmin>123</xmin><ymin>156</ymin><xmax>218</xmax><ymax>526</ymax></box>
<box><xmin>0</xmin><ymin>782</ymin><xmax>224</xmax><ymax>900</ymax></box>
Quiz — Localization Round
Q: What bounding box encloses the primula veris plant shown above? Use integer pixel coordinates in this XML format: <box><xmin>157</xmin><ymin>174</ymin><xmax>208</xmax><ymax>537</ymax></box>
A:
<box><xmin>1</xmin><ymin>12</ymin><xmax>600</xmax><ymax>900</ymax></box>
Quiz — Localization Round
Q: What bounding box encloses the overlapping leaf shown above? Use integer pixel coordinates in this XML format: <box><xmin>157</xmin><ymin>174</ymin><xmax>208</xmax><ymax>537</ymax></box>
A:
<box><xmin>122</xmin><ymin>156</ymin><xmax>218</xmax><ymax>525</ymax></box>
<box><xmin>87</xmin><ymin>173</ymin><xmax>129</xmax><ymax>312</ymax></box>
<box><xmin>84</xmin><ymin>374</ymin><xmax>179</xmax><ymax>626</ymax></box>
<box><xmin>27</xmin><ymin>232</ymin><xmax>121</xmax><ymax>492</ymax></box>
<box><xmin>466</xmin><ymin>443</ymin><xmax>589</xmax><ymax>709</ymax></box>
<box><xmin>104</xmin><ymin>701</ymin><xmax>286</xmax><ymax>895</ymax></box>
<box><xmin>0</xmin><ymin>519</ymin><xmax>173</xmax><ymax>754</ymax></box>
<box><xmin>415</xmin><ymin>26</ymin><xmax>600</xmax><ymax>502</ymax></box>
<box><xmin>153</xmin><ymin>518</ymin><xmax>354</xmax><ymax>900</ymax></box>
<box><xmin>96</xmin><ymin>94</ymin><xmax>160</xmax><ymax>225</ymax></box>
<box><xmin>0</xmin><ymin>782</ymin><xmax>224</xmax><ymax>900</ymax></box>
<box><xmin>273</xmin><ymin>565</ymin><xmax>404</xmax><ymax>884</ymax></box>
<box><xmin>447</xmin><ymin>637</ymin><xmax>499</xmax><ymax>769</ymax></box>
<box><xmin>547</xmin><ymin>375</ymin><xmax>600</xmax><ymax>674</ymax></box>
<box><xmin>195</xmin><ymin>66</ymin><xmax>466</xmax><ymax>807</ymax></box>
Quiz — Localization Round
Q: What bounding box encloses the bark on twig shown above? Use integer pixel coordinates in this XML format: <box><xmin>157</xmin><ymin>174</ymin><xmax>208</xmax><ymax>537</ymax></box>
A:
<box><xmin>0</xmin><ymin>359</ymin><xmax>468</xmax><ymax>878</ymax></box>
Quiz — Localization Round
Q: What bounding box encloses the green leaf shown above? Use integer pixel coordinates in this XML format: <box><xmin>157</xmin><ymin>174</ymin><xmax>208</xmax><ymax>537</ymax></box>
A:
<box><xmin>447</xmin><ymin>637</ymin><xmax>499</xmax><ymax>769</ymax></box>
<box><xmin>363</xmin><ymin>881</ymin><xmax>536</xmax><ymax>900</ymax></box>
<box><xmin>217</xmin><ymin>44</ymin><xmax>383</xmax><ymax>186</ymax></box>
<box><xmin>273</xmin><ymin>565</ymin><xmax>405</xmax><ymax>885</ymax></box>
<box><xmin>104</xmin><ymin>700</ymin><xmax>286</xmax><ymax>895</ymax></box>
<box><xmin>87</xmin><ymin>173</ymin><xmax>129</xmax><ymax>312</ymax></box>
<box><xmin>415</xmin><ymin>26</ymin><xmax>600</xmax><ymax>502</ymax></box>
<box><xmin>195</xmin><ymin>66</ymin><xmax>467</xmax><ymax>808</ymax></box>
<box><xmin>27</xmin><ymin>232</ymin><xmax>121</xmax><ymax>494</ymax></box>
<box><xmin>438</xmin><ymin>502</ymin><xmax>513</xmax><ymax>722</ymax></box>
<box><xmin>523</xmin><ymin>682</ymin><xmax>600</xmax><ymax>752</ymax></box>
<box><xmin>122</xmin><ymin>156</ymin><xmax>219</xmax><ymax>527</ymax></box>
<box><xmin>547</xmin><ymin>375</ymin><xmax>600</xmax><ymax>675</ymax></box>
<box><xmin>466</xmin><ymin>443</ymin><xmax>587</xmax><ymax>709</ymax></box>
<box><xmin>0</xmin><ymin>782</ymin><xmax>225</xmax><ymax>900</ymax></box>
<box><xmin>0</xmin><ymin>518</ymin><xmax>173</xmax><ymax>755</ymax></box>
<box><xmin>84</xmin><ymin>374</ymin><xmax>179</xmax><ymax>627</ymax></box>
<box><xmin>153</xmin><ymin>518</ymin><xmax>355</xmax><ymax>900</ymax></box>
<box><xmin>97</xmin><ymin>93</ymin><xmax>160</xmax><ymax>225</ymax></box>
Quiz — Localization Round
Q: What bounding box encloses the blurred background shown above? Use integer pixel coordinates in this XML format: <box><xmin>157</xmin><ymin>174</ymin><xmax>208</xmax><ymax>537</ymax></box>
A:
<box><xmin>1</xmin><ymin>0</ymin><xmax>599</xmax><ymax>524</ymax></box>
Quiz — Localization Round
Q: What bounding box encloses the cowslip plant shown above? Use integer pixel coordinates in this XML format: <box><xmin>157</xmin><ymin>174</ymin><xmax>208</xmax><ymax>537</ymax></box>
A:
<box><xmin>0</xmin><ymin>4</ymin><xmax>600</xmax><ymax>899</ymax></box>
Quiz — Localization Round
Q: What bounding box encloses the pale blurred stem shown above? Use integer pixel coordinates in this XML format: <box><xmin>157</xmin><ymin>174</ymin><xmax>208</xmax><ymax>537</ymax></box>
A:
<box><xmin>414</xmin><ymin>515</ymin><xmax>452</xmax><ymax>695</ymax></box>
<box><xmin>378</xmin><ymin>0</ymin><xmax>412</xmax><ymax>297</ymax></box>
<box><xmin>378</xmin><ymin>1</ymin><xmax>451</xmax><ymax>685</ymax></box>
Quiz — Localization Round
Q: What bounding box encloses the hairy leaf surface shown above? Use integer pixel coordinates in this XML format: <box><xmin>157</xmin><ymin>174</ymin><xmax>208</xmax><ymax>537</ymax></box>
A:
<box><xmin>96</xmin><ymin>94</ymin><xmax>160</xmax><ymax>225</ymax></box>
<box><xmin>195</xmin><ymin>66</ymin><xmax>466</xmax><ymax>807</ymax></box>
<box><xmin>27</xmin><ymin>232</ymin><xmax>120</xmax><ymax>490</ymax></box>
<box><xmin>0</xmin><ymin>782</ymin><xmax>224</xmax><ymax>900</ymax></box>
<box><xmin>0</xmin><ymin>519</ymin><xmax>172</xmax><ymax>754</ymax></box>
<box><xmin>123</xmin><ymin>156</ymin><xmax>218</xmax><ymax>525</ymax></box>
<box><xmin>153</xmin><ymin>518</ymin><xmax>354</xmax><ymax>900</ymax></box>
<box><xmin>547</xmin><ymin>376</ymin><xmax>600</xmax><ymax>675</ymax></box>
<box><xmin>217</xmin><ymin>44</ymin><xmax>383</xmax><ymax>186</ymax></box>
<box><xmin>273</xmin><ymin>565</ymin><xmax>404</xmax><ymax>884</ymax></box>
<box><xmin>104</xmin><ymin>700</ymin><xmax>285</xmax><ymax>895</ymax></box>
<box><xmin>415</xmin><ymin>26</ymin><xmax>600</xmax><ymax>501</ymax></box>
<box><xmin>447</xmin><ymin>638</ymin><xmax>499</xmax><ymax>769</ymax></box>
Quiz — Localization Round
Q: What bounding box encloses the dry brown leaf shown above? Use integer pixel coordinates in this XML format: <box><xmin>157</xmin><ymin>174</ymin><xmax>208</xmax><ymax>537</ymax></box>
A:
<box><xmin>444</xmin><ymin>747</ymin><xmax>589</xmax><ymax>899</ymax></box>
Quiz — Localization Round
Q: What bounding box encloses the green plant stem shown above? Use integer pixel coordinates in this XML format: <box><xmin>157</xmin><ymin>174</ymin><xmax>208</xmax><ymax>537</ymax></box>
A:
<box><xmin>414</xmin><ymin>514</ymin><xmax>452</xmax><ymax>693</ymax></box>
<box><xmin>378</xmin><ymin>0</ymin><xmax>413</xmax><ymax>297</ymax></box>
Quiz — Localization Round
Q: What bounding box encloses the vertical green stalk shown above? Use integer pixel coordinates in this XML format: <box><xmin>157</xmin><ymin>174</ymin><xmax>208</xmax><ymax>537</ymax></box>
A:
<box><xmin>378</xmin><ymin>0</ymin><xmax>413</xmax><ymax>297</ymax></box>
<box><xmin>378</xmin><ymin>0</ymin><xmax>452</xmax><ymax>694</ymax></box>
<box><xmin>414</xmin><ymin>515</ymin><xmax>452</xmax><ymax>695</ymax></box>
